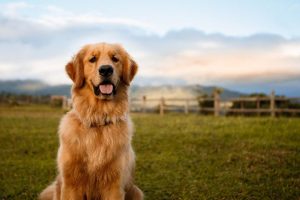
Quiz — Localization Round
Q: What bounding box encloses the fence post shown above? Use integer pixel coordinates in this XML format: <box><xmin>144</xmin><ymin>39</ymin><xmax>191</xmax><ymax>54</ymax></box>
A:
<box><xmin>256</xmin><ymin>97</ymin><xmax>260</xmax><ymax>116</ymax></box>
<box><xmin>184</xmin><ymin>100</ymin><xmax>189</xmax><ymax>114</ymax></box>
<box><xmin>142</xmin><ymin>96</ymin><xmax>147</xmax><ymax>113</ymax></box>
<box><xmin>270</xmin><ymin>90</ymin><xmax>275</xmax><ymax>117</ymax></box>
<box><xmin>160</xmin><ymin>97</ymin><xmax>165</xmax><ymax>116</ymax></box>
<box><xmin>214</xmin><ymin>90</ymin><xmax>221</xmax><ymax>116</ymax></box>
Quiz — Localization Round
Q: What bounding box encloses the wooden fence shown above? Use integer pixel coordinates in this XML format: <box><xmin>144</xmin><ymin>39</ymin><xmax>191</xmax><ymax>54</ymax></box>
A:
<box><xmin>130</xmin><ymin>91</ymin><xmax>300</xmax><ymax>117</ymax></box>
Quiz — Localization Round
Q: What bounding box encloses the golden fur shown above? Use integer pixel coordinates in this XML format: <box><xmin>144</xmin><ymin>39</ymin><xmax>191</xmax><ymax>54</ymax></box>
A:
<box><xmin>39</xmin><ymin>43</ymin><xmax>143</xmax><ymax>200</ymax></box>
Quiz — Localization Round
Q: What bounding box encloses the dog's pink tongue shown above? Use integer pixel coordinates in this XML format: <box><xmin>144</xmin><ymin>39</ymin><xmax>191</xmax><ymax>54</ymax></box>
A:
<box><xmin>99</xmin><ymin>84</ymin><xmax>113</xmax><ymax>94</ymax></box>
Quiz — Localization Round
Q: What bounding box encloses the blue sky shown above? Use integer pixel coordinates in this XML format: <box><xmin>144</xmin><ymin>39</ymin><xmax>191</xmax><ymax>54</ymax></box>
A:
<box><xmin>0</xmin><ymin>0</ymin><xmax>300</xmax><ymax>95</ymax></box>
<box><xmin>2</xmin><ymin>0</ymin><xmax>299</xmax><ymax>37</ymax></box>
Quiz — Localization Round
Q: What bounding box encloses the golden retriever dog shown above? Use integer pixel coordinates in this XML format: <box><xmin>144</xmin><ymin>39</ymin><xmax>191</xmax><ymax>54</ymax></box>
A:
<box><xmin>39</xmin><ymin>43</ymin><xmax>143</xmax><ymax>200</ymax></box>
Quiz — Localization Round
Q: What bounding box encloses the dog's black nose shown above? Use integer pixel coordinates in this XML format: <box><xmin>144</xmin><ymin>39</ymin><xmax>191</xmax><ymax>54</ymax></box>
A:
<box><xmin>99</xmin><ymin>65</ymin><xmax>113</xmax><ymax>77</ymax></box>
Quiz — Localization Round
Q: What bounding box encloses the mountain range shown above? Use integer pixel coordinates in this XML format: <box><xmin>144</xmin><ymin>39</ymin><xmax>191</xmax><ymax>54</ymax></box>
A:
<box><xmin>0</xmin><ymin>80</ymin><xmax>243</xmax><ymax>100</ymax></box>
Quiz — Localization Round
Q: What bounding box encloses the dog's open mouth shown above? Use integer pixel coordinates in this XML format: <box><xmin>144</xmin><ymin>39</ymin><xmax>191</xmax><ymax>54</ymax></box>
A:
<box><xmin>93</xmin><ymin>81</ymin><xmax>116</xmax><ymax>97</ymax></box>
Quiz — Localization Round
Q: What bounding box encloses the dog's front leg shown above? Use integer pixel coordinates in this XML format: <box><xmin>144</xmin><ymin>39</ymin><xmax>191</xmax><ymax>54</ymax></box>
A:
<box><xmin>60</xmin><ymin>182</ymin><xmax>84</xmax><ymax>200</ymax></box>
<box><xmin>102</xmin><ymin>183</ymin><xmax>125</xmax><ymax>200</ymax></box>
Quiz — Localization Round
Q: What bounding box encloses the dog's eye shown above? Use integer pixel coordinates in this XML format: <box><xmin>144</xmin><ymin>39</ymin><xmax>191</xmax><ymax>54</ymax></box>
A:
<box><xmin>89</xmin><ymin>56</ymin><xmax>97</xmax><ymax>63</ymax></box>
<box><xmin>111</xmin><ymin>55</ymin><xmax>119</xmax><ymax>62</ymax></box>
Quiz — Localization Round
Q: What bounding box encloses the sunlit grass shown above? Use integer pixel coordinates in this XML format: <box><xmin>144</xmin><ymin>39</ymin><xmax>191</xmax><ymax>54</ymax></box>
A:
<box><xmin>0</xmin><ymin>106</ymin><xmax>299</xmax><ymax>199</ymax></box>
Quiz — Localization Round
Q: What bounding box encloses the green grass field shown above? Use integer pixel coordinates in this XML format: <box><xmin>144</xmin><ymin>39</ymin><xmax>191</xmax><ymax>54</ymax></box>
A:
<box><xmin>0</xmin><ymin>105</ymin><xmax>299</xmax><ymax>200</ymax></box>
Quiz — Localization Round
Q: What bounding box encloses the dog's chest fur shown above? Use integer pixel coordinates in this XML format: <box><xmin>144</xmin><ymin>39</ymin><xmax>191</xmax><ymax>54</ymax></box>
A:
<box><xmin>82</xmin><ymin>123</ymin><xmax>129</xmax><ymax>173</ymax></box>
<box><xmin>59</xmin><ymin>114</ymin><xmax>132</xmax><ymax>196</ymax></box>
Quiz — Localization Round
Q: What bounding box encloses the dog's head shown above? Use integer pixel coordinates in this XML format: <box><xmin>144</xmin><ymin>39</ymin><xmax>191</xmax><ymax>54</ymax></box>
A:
<box><xmin>66</xmin><ymin>43</ymin><xmax>138</xmax><ymax>100</ymax></box>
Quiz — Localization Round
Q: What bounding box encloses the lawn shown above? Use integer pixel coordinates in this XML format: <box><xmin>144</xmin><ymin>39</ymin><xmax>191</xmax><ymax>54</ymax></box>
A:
<box><xmin>0</xmin><ymin>105</ymin><xmax>299</xmax><ymax>200</ymax></box>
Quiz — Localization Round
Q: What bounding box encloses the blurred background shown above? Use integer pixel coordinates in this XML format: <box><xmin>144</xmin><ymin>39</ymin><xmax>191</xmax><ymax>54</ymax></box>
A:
<box><xmin>1</xmin><ymin>0</ymin><xmax>300</xmax><ymax>96</ymax></box>
<box><xmin>0</xmin><ymin>1</ymin><xmax>299</xmax><ymax>200</ymax></box>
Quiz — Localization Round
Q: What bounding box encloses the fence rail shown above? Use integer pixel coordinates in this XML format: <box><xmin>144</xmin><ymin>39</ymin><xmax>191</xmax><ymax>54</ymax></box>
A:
<box><xmin>130</xmin><ymin>91</ymin><xmax>300</xmax><ymax>117</ymax></box>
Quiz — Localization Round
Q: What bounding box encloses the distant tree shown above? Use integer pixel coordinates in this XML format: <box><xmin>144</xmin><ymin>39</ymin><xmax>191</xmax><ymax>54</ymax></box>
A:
<box><xmin>0</xmin><ymin>92</ymin><xmax>51</xmax><ymax>105</ymax></box>
<box><xmin>230</xmin><ymin>93</ymin><xmax>300</xmax><ymax>116</ymax></box>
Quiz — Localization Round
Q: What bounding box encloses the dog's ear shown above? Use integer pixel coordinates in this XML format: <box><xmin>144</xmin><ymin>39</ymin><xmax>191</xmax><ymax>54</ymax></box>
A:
<box><xmin>66</xmin><ymin>47</ymin><xmax>87</xmax><ymax>89</ymax></box>
<box><xmin>114</xmin><ymin>43</ymin><xmax>138</xmax><ymax>85</ymax></box>
<box><xmin>123</xmin><ymin>56</ymin><xmax>138</xmax><ymax>85</ymax></box>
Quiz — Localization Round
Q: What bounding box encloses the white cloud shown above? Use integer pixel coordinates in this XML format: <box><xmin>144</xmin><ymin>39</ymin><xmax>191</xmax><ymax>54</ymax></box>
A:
<box><xmin>1</xmin><ymin>2</ymin><xmax>31</xmax><ymax>17</ymax></box>
<box><xmin>0</xmin><ymin>2</ymin><xmax>299</xmax><ymax>95</ymax></box>
<box><xmin>280</xmin><ymin>43</ymin><xmax>300</xmax><ymax>57</ymax></box>
<box><xmin>1</xmin><ymin>2</ymin><xmax>151</xmax><ymax>31</ymax></box>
